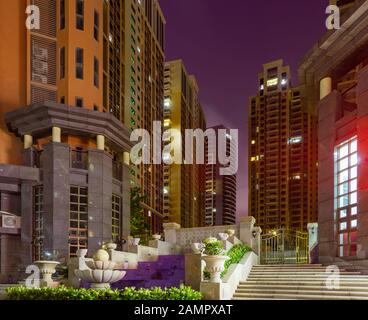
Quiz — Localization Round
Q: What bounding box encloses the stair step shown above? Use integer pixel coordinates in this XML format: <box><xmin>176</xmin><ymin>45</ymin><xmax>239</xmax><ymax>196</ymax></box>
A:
<box><xmin>242</xmin><ymin>280</ymin><xmax>368</xmax><ymax>286</ymax></box>
<box><xmin>250</xmin><ymin>272</ymin><xmax>361</xmax><ymax>275</ymax></box>
<box><xmin>235</xmin><ymin>288</ymin><xmax>368</xmax><ymax>296</ymax></box>
<box><xmin>232</xmin><ymin>292</ymin><xmax>368</xmax><ymax>300</ymax></box>
<box><xmin>248</xmin><ymin>275</ymin><xmax>368</xmax><ymax>280</ymax></box>
<box><xmin>254</xmin><ymin>264</ymin><xmax>323</xmax><ymax>268</ymax></box>
<box><xmin>238</xmin><ymin>284</ymin><xmax>368</xmax><ymax>291</ymax></box>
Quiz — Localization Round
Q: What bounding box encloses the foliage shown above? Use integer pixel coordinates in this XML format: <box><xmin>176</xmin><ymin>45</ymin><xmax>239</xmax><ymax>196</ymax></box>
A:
<box><xmin>130</xmin><ymin>187</ymin><xmax>150</xmax><ymax>237</ymax></box>
<box><xmin>6</xmin><ymin>285</ymin><xmax>203</xmax><ymax>301</ymax></box>
<box><xmin>203</xmin><ymin>238</ymin><xmax>224</xmax><ymax>256</ymax></box>
<box><xmin>221</xmin><ymin>244</ymin><xmax>251</xmax><ymax>277</ymax></box>
<box><xmin>203</xmin><ymin>244</ymin><xmax>251</xmax><ymax>280</ymax></box>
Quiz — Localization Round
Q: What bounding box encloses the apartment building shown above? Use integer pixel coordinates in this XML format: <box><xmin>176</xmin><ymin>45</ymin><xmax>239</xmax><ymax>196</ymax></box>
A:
<box><xmin>163</xmin><ymin>60</ymin><xmax>206</xmax><ymax>228</ymax></box>
<box><xmin>248</xmin><ymin>60</ymin><xmax>317</xmax><ymax>232</ymax></box>
<box><xmin>0</xmin><ymin>0</ymin><xmax>165</xmax><ymax>279</ymax></box>
<box><xmin>205</xmin><ymin>125</ymin><xmax>237</xmax><ymax>226</ymax></box>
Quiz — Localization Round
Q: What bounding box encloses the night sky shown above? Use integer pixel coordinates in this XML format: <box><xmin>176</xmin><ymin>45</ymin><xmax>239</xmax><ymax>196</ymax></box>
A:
<box><xmin>160</xmin><ymin>0</ymin><xmax>328</xmax><ymax>219</ymax></box>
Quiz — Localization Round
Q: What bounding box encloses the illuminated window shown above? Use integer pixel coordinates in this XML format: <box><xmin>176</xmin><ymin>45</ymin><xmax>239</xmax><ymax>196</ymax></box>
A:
<box><xmin>289</xmin><ymin>136</ymin><xmax>303</xmax><ymax>144</ymax></box>
<box><xmin>335</xmin><ymin>137</ymin><xmax>358</xmax><ymax>257</ymax></box>
<box><xmin>33</xmin><ymin>186</ymin><xmax>44</xmax><ymax>261</ymax></box>
<box><xmin>267</xmin><ymin>78</ymin><xmax>278</xmax><ymax>87</ymax></box>
<box><xmin>112</xmin><ymin>195</ymin><xmax>121</xmax><ymax>241</ymax></box>
<box><xmin>69</xmin><ymin>186</ymin><xmax>88</xmax><ymax>257</ymax></box>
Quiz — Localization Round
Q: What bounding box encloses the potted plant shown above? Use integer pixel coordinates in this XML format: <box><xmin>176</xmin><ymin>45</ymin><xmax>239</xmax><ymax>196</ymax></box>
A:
<box><xmin>201</xmin><ymin>237</ymin><xmax>229</xmax><ymax>283</ymax></box>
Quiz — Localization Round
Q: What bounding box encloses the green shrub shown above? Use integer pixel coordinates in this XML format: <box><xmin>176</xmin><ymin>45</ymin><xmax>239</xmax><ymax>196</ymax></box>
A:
<box><xmin>6</xmin><ymin>285</ymin><xmax>203</xmax><ymax>301</ymax></box>
<box><xmin>203</xmin><ymin>244</ymin><xmax>251</xmax><ymax>280</ymax></box>
<box><xmin>203</xmin><ymin>238</ymin><xmax>224</xmax><ymax>256</ymax></box>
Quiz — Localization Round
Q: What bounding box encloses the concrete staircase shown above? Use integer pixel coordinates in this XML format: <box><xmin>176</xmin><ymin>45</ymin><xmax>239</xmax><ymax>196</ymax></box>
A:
<box><xmin>233</xmin><ymin>264</ymin><xmax>368</xmax><ymax>300</ymax></box>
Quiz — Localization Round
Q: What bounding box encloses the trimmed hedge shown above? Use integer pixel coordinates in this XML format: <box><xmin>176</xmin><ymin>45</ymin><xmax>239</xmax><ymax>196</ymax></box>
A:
<box><xmin>6</xmin><ymin>285</ymin><xmax>203</xmax><ymax>301</ymax></box>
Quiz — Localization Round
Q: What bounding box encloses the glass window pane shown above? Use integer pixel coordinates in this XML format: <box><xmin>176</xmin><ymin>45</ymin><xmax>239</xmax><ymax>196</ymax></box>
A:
<box><xmin>339</xmin><ymin>170</ymin><xmax>349</xmax><ymax>183</ymax></box>
<box><xmin>350</xmin><ymin>179</ymin><xmax>357</xmax><ymax>192</ymax></box>
<box><xmin>339</xmin><ymin>209</ymin><xmax>347</xmax><ymax>219</ymax></box>
<box><xmin>350</xmin><ymin>166</ymin><xmax>357</xmax><ymax>179</ymax></box>
<box><xmin>339</xmin><ymin>195</ymin><xmax>349</xmax><ymax>208</ymax></box>
<box><xmin>350</xmin><ymin>153</ymin><xmax>358</xmax><ymax>166</ymax></box>
<box><xmin>339</xmin><ymin>144</ymin><xmax>349</xmax><ymax>159</ymax></box>
<box><xmin>351</xmin><ymin>220</ymin><xmax>358</xmax><ymax>228</ymax></box>
<box><xmin>339</xmin><ymin>246</ymin><xmax>344</xmax><ymax>257</ymax></box>
<box><xmin>338</xmin><ymin>158</ymin><xmax>349</xmax><ymax>171</ymax></box>
<box><xmin>340</xmin><ymin>222</ymin><xmax>347</xmax><ymax>231</ymax></box>
<box><xmin>351</xmin><ymin>206</ymin><xmax>358</xmax><ymax>216</ymax></box>
<box><xmin>350</xmin><ymin>140</ymin><xmax>357</xmax><ymax>153</ymax></box>
<box><xmin>350</xmin><ymin>192</ymin><xmax>357</xmax><ymax>205</ymax></box>
<box><xmin>339</xmin><ymin>183</ymin><xmax>349</xmax><ymax>195</ymax></box>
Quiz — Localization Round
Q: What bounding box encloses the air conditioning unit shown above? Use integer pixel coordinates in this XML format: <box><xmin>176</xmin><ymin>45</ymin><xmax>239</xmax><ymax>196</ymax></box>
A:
<box><xmin>1</xmin><ymin>215</ymin><xmax>21</xmax><ymax>229</ymax></box>
<box><xmin>33</xmin><ymin>60</ymin><xmax>48</xmax><ymax>75</ymax></box>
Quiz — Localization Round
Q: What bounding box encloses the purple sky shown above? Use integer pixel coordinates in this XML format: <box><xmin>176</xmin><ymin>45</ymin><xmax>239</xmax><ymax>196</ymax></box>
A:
<box><xmin>160</xmin><ymin>0</ymin><xmax>328</xmax><ymax>219</ymax></box>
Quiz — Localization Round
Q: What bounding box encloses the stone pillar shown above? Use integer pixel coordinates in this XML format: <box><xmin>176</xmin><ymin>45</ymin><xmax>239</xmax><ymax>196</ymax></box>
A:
<box><xmin>23</xmin><ymin>148</ymin><xmax>38</xmax><ymax>167</ymax></box>
<box><xmin>185</xmin><ymin>253</ymin><xmax>203</xmax><ymax>291</ymax></box>
<box><xmin>318</xmin><ymin>91</ymin><xmax>340</xmax><ymax>264</ymax></box>
<box><xmin>21</xmin><ymin>182</ymin><xmax>34</xmax><ymax>266</ymax></box>
<box><xmin>163</xmin><ymin>223</ymin><xmax>181</xmax><ymax>244</ymax></box>
<box><xmin>52</xmin><ymin>127</ymin><xmax>61</xmax><ymax>143</ymax></box>
<box><xmin>96</xmin><ymin>135</ymin><xmax>105</xmax><ymax>151</ymax></box>
<box><xmin>356</xmin><ymin>65</ymin><xmax>368</xmax><ymax>260</ymax></box>
<box><xmin>123</xmin><ymin>152</ymin><xmax>130</xmax><ymax>165</ymax></box>
<box><xmin>88</xmin><ymin>149</ymin><xmax>113</xmax><ymax>253</ymax></box>
<box><xmin>122</xmin><ymin>163</ymin><xmax>131</xmax><ymax>237</ymax></box>
<box><xmin>42</xmin><ymin>142</ymin><xmax>70</xmax><ymax>260</ymax></box>
<box><xmin>320</xmin><ymin>77</ymin><xmax>332</xmax><ymax>100</ymax></box>
<box><xmin>308</xmin><ymin>223</ymin><xmax>319</xmax><ymax>264</ymax></box>
<box><xmin>24</xmin><ymin>134</ymin><xmax>33</xmax><ymax>149</ymax></box>
<box><xmin>239</xmin><ymin>216</ymin><xmax>256</xmax><ymax>246</ymax></box>
<box><xmin>252</xmin><ymin>226</ymin><xmax>262</xmax><ymax>261</ymax></box>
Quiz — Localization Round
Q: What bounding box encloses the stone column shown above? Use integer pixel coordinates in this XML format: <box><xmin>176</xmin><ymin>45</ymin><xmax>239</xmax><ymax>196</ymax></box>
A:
<box><xmin>88</xmin><ymin>149</ymin><xmax>113</xmax><ymax>253</ymax></box>
<box><xmin>320</xmin><ymin>77</ymin><xmax>332</xmax><ymax>100</ymax></box>
<box><xmin>21</xmin><ymin>182</ymin><xmax>35</xmax><ymax>266</ymax></box>
<box><xmin>185</xmin><ymin>253</ymin><xmax>202</xmax><ymax>291</ymax></box>
<box><xmin>163</xmin><ymin>223</ymin><xmax>181</xmax><ymax>245</ymax></box>
<box><xmin>96</xmin><ymin>135</ymin><xmax>105</xmax><ymax>151</ymax></box>
<box><xmin>239</xmin><ymin>216</ymin><xmax>256</xmax><ymax>246</ymax></box>
<box><xmin>308</xmin><ymin>223</ymin><xmax>319</xmax><ymax>264</ymax></box>
<box><xmin>23</xmin><ymin>148</ymin><xmax>38</xmax><ymax>167</ymax></box>
<box><xmin>356</xmin><ymin>65</ymin><xmax>368</xmax><ymax>260</ymax></box>
<box><xmin>42</xmin><ymin>142</ymin><xmax>70</xmax><ymax>260</ymax></box>
<box><xmin>24</xmin><ymin>134</ymin><xmax>33</xmax><ymax>149</ymax></box>
<box><xmin>252</xmin><ymin>226</ymin><xmax>262</xmax><ymax>261</ymax></box>
<box><xmin>52</xmin><ymin>127</ymin><xmax>61</xmax><ymax>143</ymax></box>
<box><xmin>121</xmin><ymin>163</ymin><xmax>131</xmax><ymax>237</ymax></box>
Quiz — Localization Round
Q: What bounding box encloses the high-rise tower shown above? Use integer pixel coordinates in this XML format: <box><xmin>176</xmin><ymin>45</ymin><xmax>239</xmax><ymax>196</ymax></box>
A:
<box><xmin>248</xmin><ymin>60</ymin><xmax>317</xmax><ymax>232</ymax></box>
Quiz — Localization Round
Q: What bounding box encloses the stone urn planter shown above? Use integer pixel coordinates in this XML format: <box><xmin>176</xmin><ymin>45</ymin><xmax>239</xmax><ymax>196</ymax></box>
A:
<box><xmin>191</xmin><ymin>243</ymin><xmax>204</xmax><ymax>254</ymax></box>
<box><xmin>132</xmin><ymin>238</ymin><xmax>140</xmax><ymax>246</ymax></box>
<box><xmin>76</xmin><ymin>249</ymin><xmax>88</xmax><ymax>258</ymax></box>
<box><xmin>152</xmin><ymin>234</ymin><xmax>161</xmax><ymax>241</ymax></box>
<box><xmin>218</xmin><ymin>233</ymin><xmax>229</xmax><ymax>241</ymax></box>
<box><xmin>106</xmin><ymin>242</ymin><xmax>117</xmax><ymax>250</ymax></box>
<box><xmin>75</xmin><ymin>249</ymin><xmax>126</xmax><ymax>290</ymax></box>
<box><xmin>202</xmin><ymin>255</ymin><xmax>230</xmax><ymax>283</ymax></box>
<box><xmin>226</xmin><ymin>229</ymin><xmax>235</xmax><ymax>237</ymax></box>
<box><xmin>34</xmin><ymin>261</ymin><xmax>60</xmax><ymax>288</ymax></box>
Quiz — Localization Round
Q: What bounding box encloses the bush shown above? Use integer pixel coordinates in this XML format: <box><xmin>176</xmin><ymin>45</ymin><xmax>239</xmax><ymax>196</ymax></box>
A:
<box><xmin>203</xmin><ymin>244</ymin><xmax>251</xmax><ymax>280</ymax></box>
<box><xmin>203</xmin><ymin>238</ymin><xmax>224</xmax><ymax>256</ymax></box>
<box><xmin>6</xmin><ymin>285</ymin><xmax>203</xmax><ymax>301</ymax></box>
